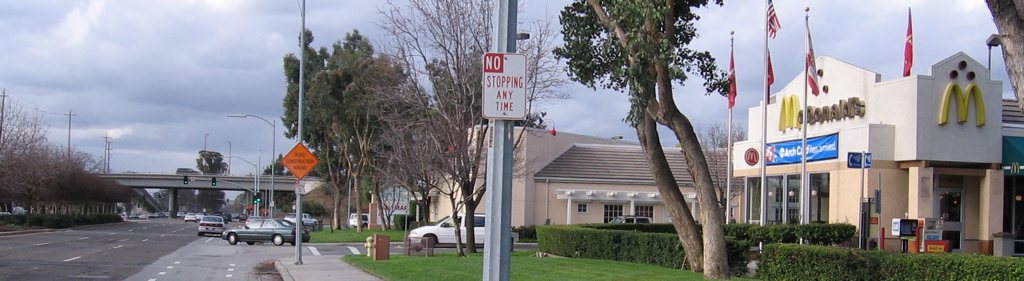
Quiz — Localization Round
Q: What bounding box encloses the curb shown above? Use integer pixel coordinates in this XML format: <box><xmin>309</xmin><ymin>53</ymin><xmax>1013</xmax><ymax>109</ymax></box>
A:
<box><xmin>274</xmin><ymin>260</ymin><xmax>294</xmax><ymax>281</ymax></box>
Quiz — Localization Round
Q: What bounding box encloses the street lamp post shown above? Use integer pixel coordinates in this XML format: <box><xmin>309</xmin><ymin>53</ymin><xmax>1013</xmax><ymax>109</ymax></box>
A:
<box><xmin>227</xmin><ymin>156</ymin><xmax>261</xmax><ymax>215</ymax></box>
<box><xmin>226</xmin><ymin>114</ymin><xmax>277</xmax><ymax>217</ymax></box>
<box><xmin>204</xmin><ymin>133</ymin><xmax>209</xmax><ymax>151</ymax></box>
<box><xmin>227</xmin><ymin>141</ymin><xmax>232</xmax><ymax>174</ymax></box>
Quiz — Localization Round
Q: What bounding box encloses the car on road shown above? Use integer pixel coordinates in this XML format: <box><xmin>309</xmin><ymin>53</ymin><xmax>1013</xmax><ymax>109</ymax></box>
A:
<box><xmin>222</xmin><ymin>219</ymin><xmax>310</xmax><ymax>246</ymax></box>
<box><xmin>408</xmin><ymin>214</ymin><xmax>486</xmax><ymax>247</ymax></box>
<box><xmin>184</xmin><ymin>213</ymin><xmax>199</xmax><ymax>223</ymax></box>
<box><xmin>197</xmin><ymin>216</ymin><xmax>227</xmax><ymax>236</ymax></box>
<box><xmin>283</xmin><ymin>213</ymin><xmax>319</xmax><ymax>229</ymax></box>
<box><xmin>175</xmin><ymin>168</ymin><xmax>201</xmax><ymax>174</ymax></box>
<box><xmin>609</xmin><ymin>216</ymin><xmax>652</xmax><ymax>223</ymax></box>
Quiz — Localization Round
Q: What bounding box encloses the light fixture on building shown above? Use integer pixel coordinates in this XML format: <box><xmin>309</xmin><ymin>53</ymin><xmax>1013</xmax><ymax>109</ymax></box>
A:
<box><xmin>1016</xmin><ymin>195</ymin><xmax>1022</xmax><ymax>201</ymax></box>
<box><xmin>811</xmin><ymin>190</ymin><xmax>818</xmax><ymax>196</ymax></box>
<box><xmin>768</xmin><ymin>191</ymin><xmax>775</xmax><ymax>197</ymax></box>
<box><xmin>789</xmin><ymin>191</ymin><xmax>796</xmax><ymax>197</ymax></box>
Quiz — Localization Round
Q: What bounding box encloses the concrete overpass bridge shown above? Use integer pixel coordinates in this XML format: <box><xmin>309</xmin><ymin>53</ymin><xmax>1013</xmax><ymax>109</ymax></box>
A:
<box><xmin>99</xmin><ymin>173</ymin><xmax>310</xmax><ymax>218</ymax></box>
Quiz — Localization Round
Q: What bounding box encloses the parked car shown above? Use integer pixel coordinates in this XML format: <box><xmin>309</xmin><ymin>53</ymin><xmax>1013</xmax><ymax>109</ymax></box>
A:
<box><xmin>222</xmin><ymin>219</ymin><xmax>310</xmax><ymax>246</ymax></box>
<box><xmin>609</xmin><ymin>216</ymin><xmax>652</xmax><ymax>223</ymax></box>
<box><xmin>348</xmin><ymin>213</ymin><xmax>369</xmax><ymax>228</ymax></box>
<box><xmin>184</xmin><ymin>213</ymin><xmax>198</xmax><ymax>223</ymax></box>
<box><xmin>283</xmin><ymin>213</ymin><xmax>319</xmax><ymax>229</ymax></box>
<box><xmin>198</xmin><ymin>216</ymin><xmax>227</xmax><ymax>236</ymax></box>
<box><xmin>408</xmin><ymin>214</ymin><xmax>486</xmax><ymax>247</ymax></box>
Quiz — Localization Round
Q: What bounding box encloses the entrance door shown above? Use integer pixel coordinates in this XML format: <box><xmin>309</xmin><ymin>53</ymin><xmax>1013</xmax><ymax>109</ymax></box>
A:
<box><xmin>937</xmin><ymin>188</ymin><xmax>964</xmax><ymax>253</ymax></box>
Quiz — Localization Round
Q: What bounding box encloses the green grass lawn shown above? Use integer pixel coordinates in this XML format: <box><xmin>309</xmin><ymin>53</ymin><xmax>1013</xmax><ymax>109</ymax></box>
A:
<box><xmin>344</xmin><ymin>250</ymin><xmax>757</xmax><ymax>281</ymax></box>
<box><xmin>309</xmin><ymin>228</ymin><xmax>408</xmax><ymax>243</ymax></box>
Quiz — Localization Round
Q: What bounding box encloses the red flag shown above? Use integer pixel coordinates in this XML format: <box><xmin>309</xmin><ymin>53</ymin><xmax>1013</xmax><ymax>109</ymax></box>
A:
<box><xmin>728</xmin><ymin>47</ymin><xmax>737</xmax><ymax>109</ymax></box>
<box><xmin>903</xmin><ymin>8</ymin><xmax>913</xmax><ymax>77</ymax></box>
<box><xmin>767</xmin><ymin>0</ymin><xmax>781</xmax><ymax>39</ymax></box>
<box><xmin>767</xmin><ymin>50</ymin><xmax>775</xmax><ymax>87</ymax></box>
<box><xmin>806</xmin><ymin>20</ymin><xmax>821</xmax><ymax>96</ymax></box>
<box><xmin>548</xmin><ymin>126</ymin><xmax>557</xmax><ymax>136</ymax></box>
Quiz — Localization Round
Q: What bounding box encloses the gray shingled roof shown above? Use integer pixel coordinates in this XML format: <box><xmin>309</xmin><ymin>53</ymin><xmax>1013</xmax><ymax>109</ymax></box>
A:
<box><xmin>534</xmin><ymin>144</ymin><xmax>695</xmax><ymax>186</ymax></box>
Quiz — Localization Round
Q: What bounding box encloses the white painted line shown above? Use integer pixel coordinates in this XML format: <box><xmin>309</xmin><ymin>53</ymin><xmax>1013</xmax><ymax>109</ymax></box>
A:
<box><xmin>174</xmin><ymin>261</ymin><xmax>181</xmax><ymax>264</ymax></box>
<box><xmin>141</xmin><ymin>239</ymin><xmax>148</xmax><ymax>242</ymax></box>
<box><xmin>128</xmin><ymin>230</ymin><xmax>134</xmax><ymax>232</ymax></box>
<box><xmin>62</xmin><ymin>256</ymin><xmax>82</xmax><ymax>262</ymax></box>
<box><xmin>113</xmin><ymin>245</ymin><xmax>124</xmax><ymax>249</ymax></box>
<box><xmin>226</xmin><ymin>274</ymin><xmax>233</xmax><ymax>278</ymax></box>
<box><xmin>307</xmin><ymin>246</ymin><xmax>321</xmax><ymax>256</ymax></box>
<box><xmin>347</xmin><ymin>246</ymin><xmax>360</xmax><ymax>255</ymax></box>
<box><xmin>158</xmin><ymin>272</ymin><xmax>166</xmax><ymax>275</ymax></box>
<box><xmin>204</xmin><ymin>238</ymin><xmax>214</xmax><ymax>243</ymax></box>
<box><xmin>229</xmin><ymin>263</ymin><xmax>235</xmax><ymax>266</ymax></box>
<box><xmin>33</xmin><ymin>243</ymin><xmax>49</xmax><ymax>246</ymax></box>
<box><xmin>228</xmin><ymin>268</ymin><xmax>234</xmax><ymax>272</ymax></box>
<box><xmin>78</xmin><ymin>237</ymin><xmax>89</xmax><ymax>240</ymax></box>
<box><xmin>166</xmin><ymin>266</ymin><xmax>174</xmax><ymax>269</ymax></box>
<box><xmin>148</xmin><ymin>279</ymin><xmax>156</xmax><ymax>281</ymax></box>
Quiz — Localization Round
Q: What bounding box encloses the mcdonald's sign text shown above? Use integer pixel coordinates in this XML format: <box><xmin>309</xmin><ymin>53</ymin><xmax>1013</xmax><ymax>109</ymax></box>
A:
<box><xmin>938</xmin><ymin>82</ymin><xmax>985</xmax><ymax>126</ymax></box>
<box><xmin>779</xmin><ymin>96</ymin><xmax>866</xmax><ymax>131</ymax></box>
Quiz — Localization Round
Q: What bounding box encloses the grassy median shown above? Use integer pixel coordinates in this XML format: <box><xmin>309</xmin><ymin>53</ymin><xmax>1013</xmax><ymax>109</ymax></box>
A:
<box><xmin>344</xmin><ymin>250</ymin><xmax>756</xmax><ymax>280</ymax></box>
<box><xmin>308</xmin><ymin>228</ymin><xmax>408</xmax><ymax>243</ymax></box>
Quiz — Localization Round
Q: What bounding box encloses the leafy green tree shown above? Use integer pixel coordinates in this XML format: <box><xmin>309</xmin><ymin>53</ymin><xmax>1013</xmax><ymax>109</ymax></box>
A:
<box><xmin>196</xmin><ymin>150</ymin><xmax>227</xmax><ymax>174</ymax></box>
<box><xmin>555</xmin><ymin>0</ymin><xmax>730</xmax><ymax>278</ymax></box>
<box><xmin>282</xmin><ymin>29</ymin><xmax>406</xmax><ymax>231</ymax></box>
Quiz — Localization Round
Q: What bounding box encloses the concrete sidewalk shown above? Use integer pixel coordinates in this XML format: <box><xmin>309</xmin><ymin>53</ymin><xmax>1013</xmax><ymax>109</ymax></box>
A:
<box><xmin>275</xmin><ymin>255</ymin><xmax>382</xmax><ymax>281</ymax></box>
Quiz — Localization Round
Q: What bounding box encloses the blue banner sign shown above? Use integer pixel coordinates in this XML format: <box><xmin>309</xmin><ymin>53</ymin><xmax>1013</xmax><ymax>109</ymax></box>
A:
<box><xmin>765</xmin><ymin>134</ymin><xmax>839</xmax><ymax>165</ymax></box>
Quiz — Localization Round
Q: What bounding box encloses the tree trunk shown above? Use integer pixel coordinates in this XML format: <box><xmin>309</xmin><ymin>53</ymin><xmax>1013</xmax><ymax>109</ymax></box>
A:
<box><xmin>635</xmin><ymin>109</ymin><xmax>704</xmax><ymax>271</ymax></box>
<box><xmin>463</xmin><ymin>194</ymin><xmax>478</xmax><ymax>253</ymax></box>
<box><xmin>988</xmin><ymin>0</ymin><xmax>1024</xmax><ymax>110</ymax></box>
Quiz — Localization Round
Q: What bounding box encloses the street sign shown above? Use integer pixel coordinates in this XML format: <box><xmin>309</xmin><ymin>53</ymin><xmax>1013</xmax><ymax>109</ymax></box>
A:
<box><xmin>482</xmin><ymin>53</ymin><xmax>527</xmax><ymax>120</ymax></box>
<box><xmin>848</xmin><ymin>152</ymin><xmax>872</xmax><ymax>168</ymax></box>
<box><xmin>281</xmin><ymin>143</ymin><xmax>319</xmax><ymax>180</ymax></box>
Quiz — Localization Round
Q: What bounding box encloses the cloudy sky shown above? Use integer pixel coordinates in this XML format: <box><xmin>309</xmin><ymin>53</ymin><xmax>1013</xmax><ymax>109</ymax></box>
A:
<box><xmin>0</xmin><ymin>0</ymin><xmax>1009</xmax><ymax>175</ymax></box>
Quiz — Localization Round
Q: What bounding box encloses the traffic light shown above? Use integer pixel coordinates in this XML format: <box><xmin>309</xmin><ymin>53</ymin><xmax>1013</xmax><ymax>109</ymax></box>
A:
<box><xmin>211</xmin><ymin>177</ymin><xmax>217</xmax><ymax>186</ymax></box>
<box><xmin>253</xmin><ymin>194</ymin><xmax>261</xmax><ymax>204</ymax></box>
<box><xmin>183</xmin><ymin>176</ymin><xmax>189</xmax><ymax>184</ymax></box>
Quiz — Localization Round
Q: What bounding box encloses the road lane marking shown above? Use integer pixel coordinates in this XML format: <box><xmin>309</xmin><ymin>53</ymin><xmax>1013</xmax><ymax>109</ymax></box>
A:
<box><xmin>33</xmin><ymin>243</ymin><xmax>49</xmax><ymax>246</ymax></box>
<box><xmin>308</xmin><ymin>246</ymin><xmax>321</xmax><ymax>256</ymax></box>
<box><xmin>226</xmin><ymin>274</ymin><xmax>233</xmax><ymax>278</ymax></box>
<box><xmin>229</xmin><ymin>263</ymin><xmax>235</xmax><ymax>266</ymax></box>
<box><xmin>204</xmin><ymin>238</ymin><xmax>215</xmax><ymax>243</ymax></box>
<box><xmin>174</xmin><ymin>261</ymin><xmax>181</xmax><ymax>264</ymax></box>
<box><xmin>158</xmin><ymin>272</ymin><xmax>166</xmax><ymax>275</ymax></box>
<box><xmin>228</xmin><ymin>268</ymin><xmax>234</xmax><ymax>272</ymax></box>
<box><xmin>148</xmin><ymin>279</ymin><xmax>156</xmax><ymax>281</ymax></box>
<box><xmin>78</xmin><ymin>237</ymin><xmax>89</xmax><ymax>240</ymax></box>
<box><xmin>62</xmin><ymin>256</ymin><xmax>81</xmax><ymax>262</ymax></box>
<box><xmin>113</xmin><ymin>245</ymin><xmax>123</xmax><ymax>249</ymax></box>
<box><xmin>347</xmin><ymin>246</ymin><xmax>360</xmax><ymax>255</ymax></box>
<box><xmin>141</xmin><ymin>239</ymin><xmax>148</xmax><ymax>242</ymax></box>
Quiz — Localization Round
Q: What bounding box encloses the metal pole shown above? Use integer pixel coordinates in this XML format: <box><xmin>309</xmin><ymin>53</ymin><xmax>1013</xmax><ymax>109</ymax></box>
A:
<box><xmin>0</xmin><ymin>89</ymin><xmax>6</xmax><ymax>150</ymax></box>
<box><xmin>295</xmin><ymin>0</ymin><xmax>306</xmax><ymax>265</ymax></box>
<box><xmin>228</xmin><ymin>141</ymin><xmax>232</xmax><ymax>174</ymax></box>
<box><xmin>65</xmin><ymin>110</ymin><xmax>76</xmax><ymax>160</ymax></box>
<box><xmin>270</xmin><ymin>120</ymin><xmax>276</xmax><ymax>218</ymax></box>
<box><xmin>800</xmin><ymin>11</ymin><xmax>810</xmax><ymax>225</ymax></box>
<box><xmin>484</xmin><ymin>1</ymin><xmax>516</xmax><ymax>280</ymax></box>
<box><xmin>859</xmin><ymin>151</ymin><xmax>866</xmax><ymax>249</ymax></box>
<box><xmin>759</xmin><ymin>0</ymin><xmax>769</xmax><ymax>229</ymax></box>
<box><xmin>726</xmin><ymin>32</ymin><xmax>734</xmax><ymax>224</ymax></box>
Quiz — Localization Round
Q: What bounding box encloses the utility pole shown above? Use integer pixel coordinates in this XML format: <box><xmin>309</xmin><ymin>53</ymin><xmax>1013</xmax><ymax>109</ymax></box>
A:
<box><xmin>295</xmin><ymin>0</ymin><xmax>306</xmax><ymax>265</ymax></box>
<box><xmin>64</xmin><ymin>110</ymin><xmax>76</xmax><ymax>160</ymax></box>
<box><xmin>102</xmin><ymin>132</ymin><xmax>113</xmax><ymax>173</ymax></box>
<box><xmin>0</xmin><ymin>89</ymin><xmax>7</xmax><ymax>150</ymax></box>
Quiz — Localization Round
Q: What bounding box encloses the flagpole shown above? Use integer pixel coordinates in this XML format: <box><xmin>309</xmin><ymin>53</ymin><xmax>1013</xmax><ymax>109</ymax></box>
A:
<box><xmin>727</xmin><ymin>31</ymin><xmax>735</xmax><ymax>224</ymax></box>
<box><xmin>759</xmin><ymin>0</ymin><xmax>771</xmax><ymax>228</ymax></box>
<box><xmin>801</xmin><ymin>8</ymin><xmax>811</xmax><ymax>225</ymax></box>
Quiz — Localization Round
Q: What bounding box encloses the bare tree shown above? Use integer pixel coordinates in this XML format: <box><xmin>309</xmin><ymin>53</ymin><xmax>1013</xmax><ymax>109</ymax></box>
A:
<box><xmin>988</xmin><ymin>0</ymin><xmax>1024</xmax><ymax>110</ymax></box>
<box><xmin>696</xmin><ymin>122</ymin><xmax>746</xmax><ymax>220</ymax></box>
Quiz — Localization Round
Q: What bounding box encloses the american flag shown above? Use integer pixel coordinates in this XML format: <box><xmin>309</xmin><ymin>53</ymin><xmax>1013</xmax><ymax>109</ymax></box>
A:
<box><xmin>767</xmin><ymin>0</ymin><xmax>781</xmax><ymax>39</ymax></box>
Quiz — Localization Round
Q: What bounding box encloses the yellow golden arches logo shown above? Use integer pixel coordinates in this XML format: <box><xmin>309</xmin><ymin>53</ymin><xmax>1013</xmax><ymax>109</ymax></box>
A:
<box><xmin>779</xmin><ymin>95</ymin><xmax>801</xmax><ymax>131</ymax></box>
<box><xmin>938</xmin><ymin>82</ymin><xmax>985</xmax><ymax>126</ymax></box>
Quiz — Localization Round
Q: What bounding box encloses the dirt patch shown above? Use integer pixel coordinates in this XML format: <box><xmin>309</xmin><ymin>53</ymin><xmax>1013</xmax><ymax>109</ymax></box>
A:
<box><xmin>251</xmin><ymin>260</ymin><xmax>283</xmax><ymax>281</ymax></box>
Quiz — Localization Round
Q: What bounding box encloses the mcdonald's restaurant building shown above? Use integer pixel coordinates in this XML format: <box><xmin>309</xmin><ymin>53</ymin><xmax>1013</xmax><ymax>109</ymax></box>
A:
<box><xmin>731</xmin><ymin>52</ymin><xmax>1024</xmax><ymax>255</ymax></box>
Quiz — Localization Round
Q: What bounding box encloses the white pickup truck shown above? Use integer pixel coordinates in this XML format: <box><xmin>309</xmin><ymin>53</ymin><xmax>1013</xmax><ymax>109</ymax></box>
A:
<box><xmin>284</xmin><ymin>213</ymin><xmax>319</xmax><ymax>229</ymax></box>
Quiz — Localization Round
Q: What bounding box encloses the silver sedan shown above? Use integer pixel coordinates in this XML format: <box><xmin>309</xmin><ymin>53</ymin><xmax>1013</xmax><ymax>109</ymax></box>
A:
<box><xmin>197</xmin><ymin>216</ymin><xmax>226</xmax><ymax>236</ymax></box>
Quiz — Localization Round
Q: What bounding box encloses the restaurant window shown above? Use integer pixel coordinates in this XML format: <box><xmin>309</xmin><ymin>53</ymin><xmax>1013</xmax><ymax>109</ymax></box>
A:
<box><xmin>635</xmin><ymin>205</ymin><xmax>654</xmax><ymax>218</ymax></box>
<box><xmin>603</xmin><ymin>204</ymin><xmax>624</xmax><ymax>223</ymax></box>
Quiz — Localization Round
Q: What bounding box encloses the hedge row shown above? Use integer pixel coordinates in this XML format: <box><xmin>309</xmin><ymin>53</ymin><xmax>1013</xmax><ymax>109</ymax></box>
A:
<box><xmin>0</xmin><ymin>214</ymin><xmax>123</xmax><ymax>229</ymax></box>
<box><xmin>743</xmin><ymin>223</ymin><xmax>856</xmax><ymax>245</ymax></box>
<box><xmin>537</xmin><ymin>224</ymin><xmax>752</xmax><ymax>276</ymax></box>
<box><xmin>760</xmin><ymin>244</ymin><xmax>1024</xmax><ymax>280</ymax></box>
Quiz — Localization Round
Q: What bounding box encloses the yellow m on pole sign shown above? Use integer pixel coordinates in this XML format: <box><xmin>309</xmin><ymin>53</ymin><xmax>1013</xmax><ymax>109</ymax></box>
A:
<box><xmin>779</xmin><ymin>95</ymin><xmax>801</xmax><ymax>131</ymax></box>
<box><xmin>938</xmin><ymin>82</ymin><xmax>985</xmax><ymax>126</ymax></box>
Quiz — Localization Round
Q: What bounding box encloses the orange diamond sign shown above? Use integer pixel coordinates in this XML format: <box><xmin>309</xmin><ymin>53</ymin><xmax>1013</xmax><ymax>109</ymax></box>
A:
<box><xmin>281</xmin><ymin>143</ymin><xmax>319</xmax><ymax>180</ymax></box>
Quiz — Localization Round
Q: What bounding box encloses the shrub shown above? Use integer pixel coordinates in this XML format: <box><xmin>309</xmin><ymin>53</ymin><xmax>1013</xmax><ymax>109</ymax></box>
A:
<box><xmin>724</xmin><ymin>223</ymin><xmax>757</xmax><ymax>241</ymax></box>
<box><xmin>796</xmin><ymin>223</ymin><xmax>856</xmax><ymax>245</ymax></box>
<box><xmin>759</xmin><ymin>244</ymin><xmax>885</xmax><ymax>281</ymax></box>
<box><xmin>538</xmin><ymin>224</ymin><xmax>749</xmax><ymax>275</ymax></box>
<box><xmin>511</xmin><ymin>225</ymin><xmax>537</xmax><ymax>241</ymax></box>
<box><xmin>393</xmin><ymin>214</ymin><xmax>410</xmax><ymax>230</ymax></box>
<box><xmin>749</xmin><ymin>224</ymin><xmax>799</xmax><ymax>244</ymax></box>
